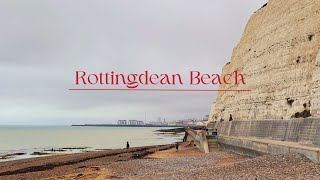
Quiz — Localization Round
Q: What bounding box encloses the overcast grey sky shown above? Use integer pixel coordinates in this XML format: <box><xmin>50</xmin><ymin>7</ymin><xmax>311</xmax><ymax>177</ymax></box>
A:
<box><xmin>0</xmin><ymin>0</ymin><xmax>266</xmax><ymax>125</ymax></box>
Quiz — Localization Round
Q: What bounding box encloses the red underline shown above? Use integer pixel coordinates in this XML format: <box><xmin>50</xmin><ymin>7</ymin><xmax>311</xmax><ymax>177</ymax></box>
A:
<box><xmin>68</xmin><ymin>88</ymin><xmax>252</xmax><ymax>92</ymax></box>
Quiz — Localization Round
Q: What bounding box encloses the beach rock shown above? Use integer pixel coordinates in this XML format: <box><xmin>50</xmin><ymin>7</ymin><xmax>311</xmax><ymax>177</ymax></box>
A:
<box><xmin>31</xmin><ymin>152</ymin><xmax>50</xmax><ymax>156</ymax></box>
<box><xmin>209</xmin><ymin>0</ymin><xmax>320</xmax><ymax>121</ymax></box>
<box><xmin>89</xmin><ymin>166</ymin><xmax>100</xmax><ymax>171</ymax></box>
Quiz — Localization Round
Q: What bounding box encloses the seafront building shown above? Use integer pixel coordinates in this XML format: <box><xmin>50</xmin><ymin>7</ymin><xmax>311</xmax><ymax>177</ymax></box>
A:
<box><xmin>116</xmin><ymin>116</ymin><xmax>208</xmax><ymax>127</ymax></box>
<box><xmin>137</xmin><ymin>121</ymin><xmax>144</xmax><ymax>125</ymax></box>
<box><xmin>117</xmin><ymin>120</ymin><xmax>144</xmax><ymax>126</ymax></box>
<box><xmin>128</xmin><ymin>120</ymin><xmax>138</xmax><ymax>125</ymax></box>
<box><xmin>117</xmin><ymin>120</ymin><xmax>127</xmax><ymax>125</ymax></box>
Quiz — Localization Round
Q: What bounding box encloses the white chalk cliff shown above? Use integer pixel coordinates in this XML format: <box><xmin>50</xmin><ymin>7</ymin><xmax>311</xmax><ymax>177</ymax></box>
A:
<box><xmin>209</xmin><ymin>0</ymin><xmax>320</xmax><ymax>122</ymax></box>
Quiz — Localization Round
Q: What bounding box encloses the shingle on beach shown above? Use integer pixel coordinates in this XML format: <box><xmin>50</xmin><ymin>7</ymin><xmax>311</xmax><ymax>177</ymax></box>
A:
<box><xmin>0</xmin><ymin>144</ymin><xmax>319</xmax><ymax>180</ymax></box>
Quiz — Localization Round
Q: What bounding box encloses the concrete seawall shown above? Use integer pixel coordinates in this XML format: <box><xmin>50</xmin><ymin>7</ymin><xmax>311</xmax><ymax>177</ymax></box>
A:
<box><xmin>214</xmin><ymin>118</ymin><xmax>320</xmax><ymax>162</ymax></box>
<box><xmin>185</xmin><ymin>128</ymin><xmax>209</xmax><ymax>153</ymax></box>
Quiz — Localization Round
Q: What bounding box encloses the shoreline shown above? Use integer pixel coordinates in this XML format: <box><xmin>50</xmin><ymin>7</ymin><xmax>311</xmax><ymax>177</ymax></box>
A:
<box><xmin>0</xmin><ymin>144</ymin><xmax>175</xmax><ymax>180</ymax></box>
<box><xmin>0</xmin><ymin>126</ymin><xmax>185</xmax><ymax>162</ymax></box>
<box><xmin>0</xmin><ymin>143</ymin><xmax>178</xmax><ymax>162</ymax></box>
<box><xmin>0</xmin><ymin>147</ymin><xmax>94</xmax><ymax>162</ymax></box>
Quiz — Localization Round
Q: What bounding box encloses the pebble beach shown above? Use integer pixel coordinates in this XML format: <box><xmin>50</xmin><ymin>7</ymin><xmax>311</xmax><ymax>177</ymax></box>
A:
<box><xmin>0</xmin><ymin>143</ymin><xmax>320</xmax><ymax>179</ymax></box>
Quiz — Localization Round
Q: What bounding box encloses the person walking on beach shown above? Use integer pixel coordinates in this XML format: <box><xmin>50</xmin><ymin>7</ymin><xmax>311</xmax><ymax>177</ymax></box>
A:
<box><xmin>176</xmin><ymin>142</ymin><xmax>179</xmax><ymax>152</ymax></box>
<box><xmin>126</xmin><ymin>141</ymin><xmax>130</xmax><ymax>149</ymax></box>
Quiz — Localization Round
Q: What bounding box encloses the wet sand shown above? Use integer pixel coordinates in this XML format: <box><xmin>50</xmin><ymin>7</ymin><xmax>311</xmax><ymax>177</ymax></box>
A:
<box><xmin>0</xmin><ymin>145</ymin><xmax>174</xmax><ymax>180</ymax></box>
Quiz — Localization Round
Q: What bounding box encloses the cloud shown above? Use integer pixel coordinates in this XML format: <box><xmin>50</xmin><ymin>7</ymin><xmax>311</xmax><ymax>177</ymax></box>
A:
<box><xmin>0</xmin><ymin>0</ymin><xmax>266</xmax><ymax>125</ymax></box>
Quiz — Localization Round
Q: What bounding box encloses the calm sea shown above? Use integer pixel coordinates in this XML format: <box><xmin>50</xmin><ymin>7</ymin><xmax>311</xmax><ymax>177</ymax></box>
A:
<box><xmin>0</xmin><ymin>126</ymin><xmax>184</xmax><ymax>161</ymax></box>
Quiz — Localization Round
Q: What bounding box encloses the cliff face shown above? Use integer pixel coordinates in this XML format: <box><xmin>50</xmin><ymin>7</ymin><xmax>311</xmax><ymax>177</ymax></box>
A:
<box><xmin>209</xmin><ymin>0</ymin><xmax>320</xmax><ymax>122</ymax></box>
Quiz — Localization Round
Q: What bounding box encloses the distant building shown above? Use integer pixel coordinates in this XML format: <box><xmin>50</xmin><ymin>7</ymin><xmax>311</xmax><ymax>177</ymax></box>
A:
<box><xmin>137</xmin><ymin>121</ymin><xmax>144</xmax><ymax>125</ymax></box>
<box><xmin>175</xmin><ymin>119</ymin><xmax>197</xmax><ymax>126</ymax></box>
<box><xmin>129</xmin><ymin>120</ymin><xmax>138</xmax><ymax>125</ymax></box>
<box><xmin>117</xmin><ymin>120</ymin><xmax>127</xmax><ymax>125</ymax></box>
<box><xmin>147</xmin><ymin>121</ymin><xmax>168</xmax><ymax>126</ymax></box>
